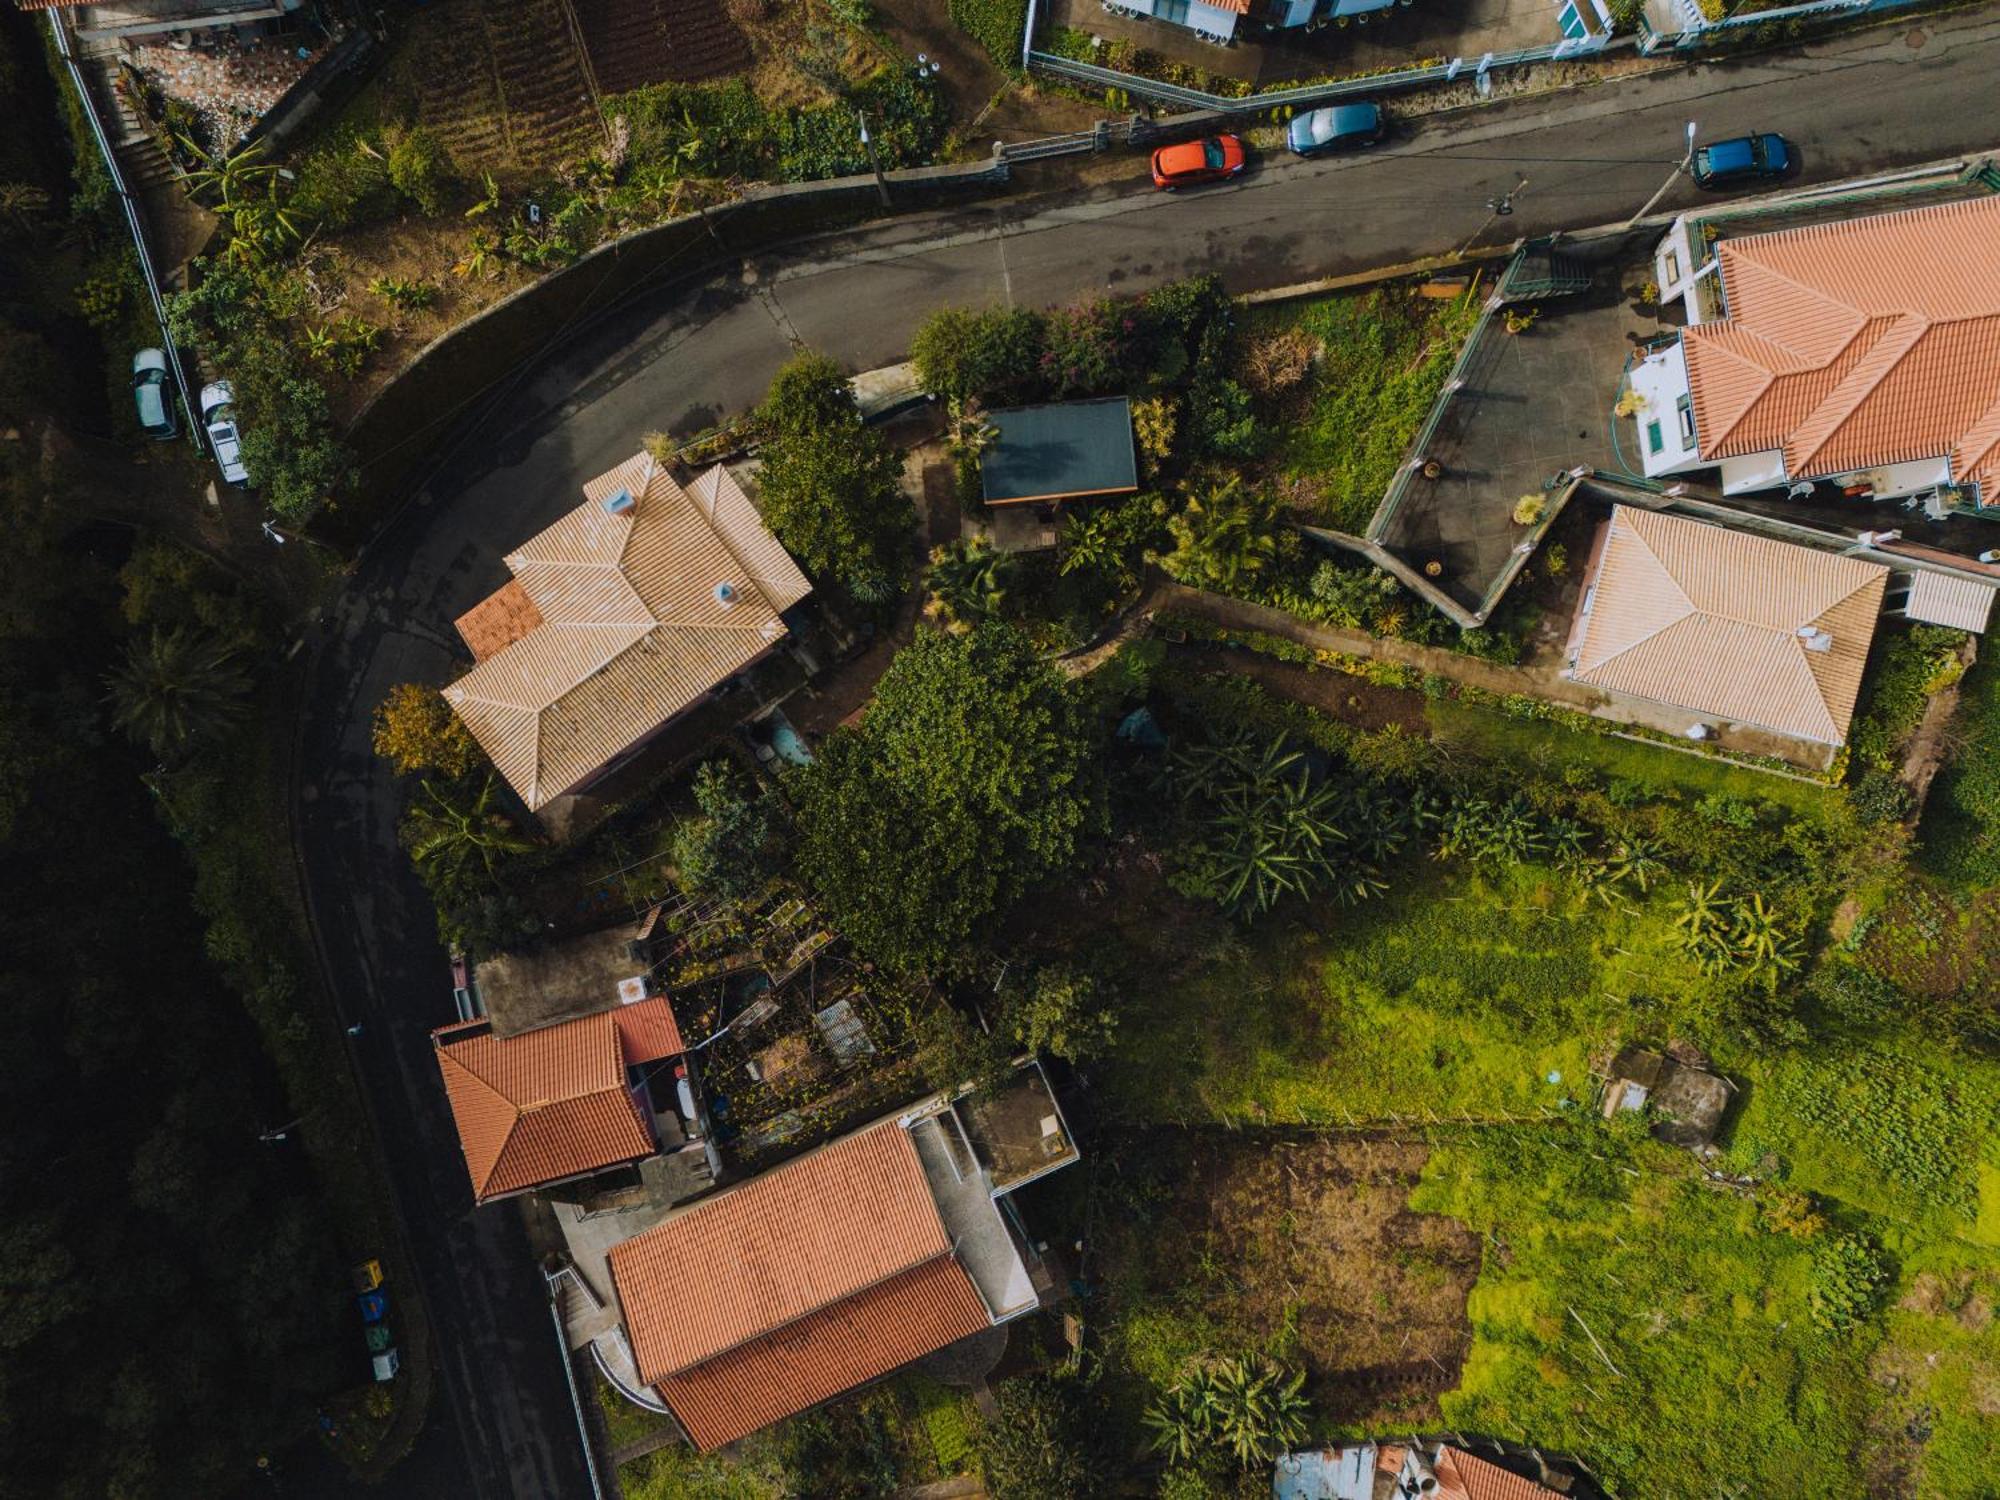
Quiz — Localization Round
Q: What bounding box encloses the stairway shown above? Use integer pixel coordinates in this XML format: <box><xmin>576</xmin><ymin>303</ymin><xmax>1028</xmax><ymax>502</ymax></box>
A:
<box><xmin>1500</xmin><ymin>243</ymin><xmax>1594</xmax><ymax>302</ymax></box>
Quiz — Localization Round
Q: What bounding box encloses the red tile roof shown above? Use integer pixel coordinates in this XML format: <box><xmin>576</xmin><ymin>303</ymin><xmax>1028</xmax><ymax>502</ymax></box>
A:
<box><xmin>454</xmin><ymin>578</ymin><xmax>545</xmax><ymax>663</ymax></box>
<box><xmin>432</xmin><ymin>1013</ymin><xmax>655</xmax><ymax>1202</ymax></box>
<box><xmin>1683</xmin><ymin>195</ymin><xmax>2000</xmax><ymax>495</ymax></box>
<box><xmin>613</xmin><ymin>995</ymin><xmax>684</xmax><ymax>1065</ymax></box>
<box><xmin>609</xmin><ymin>1119</ymin><xmax>989</xmax><ymax>1449</ymax></box>
<box><xmin>659</xmin><ymin>1256</ymin><xmax>989</xmax><ymax>1450</ymax></box>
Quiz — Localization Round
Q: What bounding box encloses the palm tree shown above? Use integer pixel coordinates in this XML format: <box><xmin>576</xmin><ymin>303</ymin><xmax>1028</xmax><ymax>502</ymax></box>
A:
<box><xmin>106</xmin><ymin>628</ymin><xmax>251</xmax><ymax>760</ymax></box>
<box><xmin>1058</xmin><ymin>503</ymin><xmax>1131</xmax><ymax>587</ymax></box>
<box><xmin>1608</xmin><ymin>837</ymin><xmax>1667</xmax><ymax>892</ymax></box>
<box><xmin>924</xmin><ymin>540</ymin><xmax>1011</xmax><ymax>630</ymax></box>
<box><xmin>1146</xmin><ymin>1357</ymin><xmax>1309</xmax><ymax>1468</ymax></box>
<box><xmin>1161</xmin><ymin>476</ymin><xmax>1279</xmax><ymax>593</ymax></box>
<box><xmin>402</xmin><ymin>776</ymin><xmax>536</xmax><ymax>883</ymax></box>
<box><xmin>1198</xmin><ymin>774</ymin><xmax>1344</xmax><ymax>917</ymax></box>
<box><xmin>942</xmin><ymin>396</ymin><xmax>998</xmax><ymax>461</ymax></box>
<box><xmin>0</xmin><ymin>181</ymin><xmax>50</xmax><ymax>235</ymax></box>
<box><xmin>1673</xmin><ymin>878</ymin><xmax>1737</xmax><ymax>975</ymax></box>
<box><xmin>1731</xmin><ymin>892</ymin><xmax>1801</xmax><ymax>975</ymax></box>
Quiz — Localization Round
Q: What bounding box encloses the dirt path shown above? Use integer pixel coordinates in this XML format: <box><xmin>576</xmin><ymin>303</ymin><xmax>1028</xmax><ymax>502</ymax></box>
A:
<box><xmin>1898</xmin><ymin>636</ymin><xmax>1980</xmax><ymax>814</ymax></box>
<box><xmin>867</xmin><ymin>0</ymin><xmax>1098</xmax><ymax>145</ymax></box>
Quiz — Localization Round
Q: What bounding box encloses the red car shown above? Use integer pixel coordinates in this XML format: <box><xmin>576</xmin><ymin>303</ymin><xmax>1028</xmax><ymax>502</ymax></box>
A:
<box><xmin>1150</xmin><ymin>134</ymin><xmax>1247</xmax><ymax>190</ymax></box>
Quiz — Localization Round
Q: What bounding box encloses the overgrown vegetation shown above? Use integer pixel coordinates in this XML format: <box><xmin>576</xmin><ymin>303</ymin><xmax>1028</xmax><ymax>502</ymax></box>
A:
<box><xmin>948</xmin><ymin>0</ymin><xmax>1030</xmax><ymax>69</ymax></box>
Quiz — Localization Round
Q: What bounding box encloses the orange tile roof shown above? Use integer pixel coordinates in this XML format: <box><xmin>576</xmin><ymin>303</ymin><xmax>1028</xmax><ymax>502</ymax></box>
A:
<box><xmin>660</xmin><ymin>1255</ymin><xmax>989</xmax><ymax>1450</ymax></box>
<box><xmin>1683</xmin><ymin>195</ymin><xmax>2000</xmax><ymax>494</ymax></box>
<box><xmin>432</xmin><ymin>1012</ymin><xmax>656</xmax><ymax>1202</ymax></box>
<box><xmin>443</xmin><ymin>457</ymin><xmax>811</xmax><ymax>810</ymax></box>
<box><xmin>455</xmin><ymin>579</ymin><xmax>545</xmax><ymax>663</ymax></box>
<box><xmin>613</xmin><ymin>995</ymin><xmax>683</xmax><ymax>1065</ymax></box>
<box><xmin>609</xmin><ymin>1119</ymin><xmax>990</xmax><ymax>1447</ymax></box>
<box><xmin>1571</xmin><ymin>507</ymin><xmax>1886</xmax><ymax>745</ymax></box>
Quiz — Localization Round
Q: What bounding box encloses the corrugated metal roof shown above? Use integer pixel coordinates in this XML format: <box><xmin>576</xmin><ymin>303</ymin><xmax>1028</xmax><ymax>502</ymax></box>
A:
<box><xmin>432</xmin><ymin>1012</ymin><xmax>657</xmax><ymax>1201</ymax></box>
<box><xmin>610</xmin><ymin>1119</ymin><xmax>954</xmax><ymax>1380</ymax></box>
<box><xmin>1571</xmin><ymin>506</ymin><xmax>1886</xmax><ymax>745</ymax></box>
<box><xmin>981</xmin><ymin>398</ymin><xmax>1139</xmax><ymax>505</ymax></box>
<box><xmin>658</xmin><ymin>1255</ymin><xmax>989</xmax><ymax>1450</ymax></box>
<box><xmin>1906</xmin><ymin>569</ymin><xmax>1996</xmax><ymax>632</ymax></box>
<box><xmin>443</xmin><ymin>458</ymin><xmax>810</xmax><ymax>809</ymax></box>
<box><xmin>1683</xmin><ymin>195</ymin><xmax>2000</xmax><ymax>495</ymax></box>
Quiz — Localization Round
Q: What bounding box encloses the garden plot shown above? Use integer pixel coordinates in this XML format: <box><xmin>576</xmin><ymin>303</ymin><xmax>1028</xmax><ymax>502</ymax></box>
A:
<box><xmin>1098</xmin><ymin>1132</ymin><xmax>1480</xmax><ymax>1435</ymax></box>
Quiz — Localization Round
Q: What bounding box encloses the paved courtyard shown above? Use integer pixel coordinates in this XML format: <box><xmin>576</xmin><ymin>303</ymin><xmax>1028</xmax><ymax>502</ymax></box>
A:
<box><xmin>1375</xmin><ymin>252</ymin><xmax>1659</xmax><ymax>616</ymax></box>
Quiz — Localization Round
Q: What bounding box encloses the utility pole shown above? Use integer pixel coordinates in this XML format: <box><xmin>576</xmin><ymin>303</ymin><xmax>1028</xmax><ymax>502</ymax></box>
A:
<box><xmin>1628</xmin><ymin>120</ymin><xmax>1698</xmax><ymax>227</ymax></box>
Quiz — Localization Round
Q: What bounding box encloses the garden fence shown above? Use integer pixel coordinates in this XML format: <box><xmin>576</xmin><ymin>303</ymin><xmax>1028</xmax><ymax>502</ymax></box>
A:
<box><xmin>46</xmin><ymin>10</ymin><xmax>199</xmax><ymax>446</ymax></box>
<box><xmin>1027</xmin><ymin>33</ymin><xmax>1613</xmax><ymax>115</ymax></box>
<box><xmin>998</xmin><ymin>119</ymin><xmax>1133</xmax><ymax>161</ymax></box>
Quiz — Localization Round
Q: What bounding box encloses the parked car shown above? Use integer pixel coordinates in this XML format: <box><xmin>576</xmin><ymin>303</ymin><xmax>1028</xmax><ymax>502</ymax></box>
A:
<box><xmin>1690</xmin><ymin>133</ymin><xmax>1792</xmax><ymax>190</ymax></box>
<box><xmin>131</xmin><ymin>349</ymin><xmax>178</xmax><ymax>440</ymax></box>
<box><xmin>1151</xmin><ymin>134</ymin><xmax>1247</xmax><ymax>190</ymax></box>
<box><xmin>198</xmin><ymin>380</ymin><xmax>250</xmax><ymax>486</ymax></box>
<box><xmin>1287</xmin><ymin>102</ymin><xmax>1385</xmax><ymax>157</ymax></box>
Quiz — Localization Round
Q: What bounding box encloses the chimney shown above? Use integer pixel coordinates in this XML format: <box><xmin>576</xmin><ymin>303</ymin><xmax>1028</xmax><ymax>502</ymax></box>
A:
<box><xmin>602</xmin><ymin>487</ymin><xmax>635</xmax><ymax>516</ymax></box>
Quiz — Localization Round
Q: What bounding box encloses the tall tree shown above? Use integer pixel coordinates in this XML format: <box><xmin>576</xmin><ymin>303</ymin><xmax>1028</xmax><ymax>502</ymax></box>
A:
<box><xmin>753</xmin><ymin>349</ymin><xmax>913</xmax><ymax>601</ymax></box>
<box><xmin>791</xmin><ymin>623</ymin><xmax>1101</xmax><ymax>972</ymax></box>
<box><xmin>105</xmin><ymin>626</ymin><xmax>252</xmax><ymax>760</ymax></box>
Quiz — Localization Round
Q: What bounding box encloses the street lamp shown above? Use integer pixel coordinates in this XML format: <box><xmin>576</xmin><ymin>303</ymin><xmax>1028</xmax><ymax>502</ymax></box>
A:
<box><xmin>1628</xmin><ymin>120</ymin><xmax>1697</xmax><ymax>227</ymax></box>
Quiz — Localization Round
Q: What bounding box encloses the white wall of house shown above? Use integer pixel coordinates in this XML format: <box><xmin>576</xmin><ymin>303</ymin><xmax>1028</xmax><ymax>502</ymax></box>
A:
<box><xmin>1829</xmin><ymin>456</ymin><xmax>1954</xmax><ymax>500</ymax></box>
<box><xmin>1654</xmin><ymin>218</ymin><xmax>1702</xmax><ymax>313</ymax></box>
<box><xmin>1127</xmin><ymin>0</ymin><xmax>1242</xmax><ymax>39</ymax></box>
<box><xmin>1718</xmin><ymin>450</ymin><xmax>1788</xmax><ymax>494</ymax></box>
<box><xmin>1628</xmin><ymin>341</ymin><xmax>1704</xmax><ymax>478</ymax></box>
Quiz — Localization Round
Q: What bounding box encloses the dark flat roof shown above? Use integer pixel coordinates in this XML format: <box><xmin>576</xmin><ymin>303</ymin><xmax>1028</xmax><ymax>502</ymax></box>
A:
<box><xmin>981</xmin><ymin>398</ymin><xmax>1139</xmax><ymax>506</ymax></box>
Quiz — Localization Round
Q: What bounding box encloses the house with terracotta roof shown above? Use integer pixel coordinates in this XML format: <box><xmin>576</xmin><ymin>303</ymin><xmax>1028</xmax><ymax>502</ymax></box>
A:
<box><xmin>1629</xmin><ymin>195</ymin><xmax>2000</xmax><ymax>517</ymax></box>
<box><xmin>1562</xmin><ymin>505</ymin><xmax>1887</xmax><ymax>756</ymax></box>
<box><xmin>1273</xmin><ymin>1438</ymin><xmax>1575</xmax><ymax>1500</ymax></box>
<box><xmin>431</xmin><ymin>995</ymin><xmax>688</xmax><ymax>1205</ymax></box>
<box><xmin>603</xmin><ymin>1072</ymin><xmax>1079</xmax><ymax>1450</ymax></box>
<box><xmin>444</xmin><ymin>454</ymin><xmax>810</xmax><ymax>814</ymax></box>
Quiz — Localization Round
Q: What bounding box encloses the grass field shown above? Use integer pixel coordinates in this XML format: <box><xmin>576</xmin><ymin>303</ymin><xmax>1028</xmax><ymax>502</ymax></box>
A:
<box><xmin>1100</xmin><ymin>854</ymin><xmax>1724</xmax><ymax>1128</ymax></box>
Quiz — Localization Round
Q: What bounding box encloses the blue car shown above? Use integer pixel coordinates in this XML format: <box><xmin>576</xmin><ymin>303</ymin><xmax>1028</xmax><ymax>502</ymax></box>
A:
<box><xmin>1287</xmin><ymin>102</ymin><xmax>1385</xmax><ymax>157</ymax></box>
<box><xmin>1691</xmin><ymin>133</ymin><xmax>1792</xmax><ymax>189</ymax></box>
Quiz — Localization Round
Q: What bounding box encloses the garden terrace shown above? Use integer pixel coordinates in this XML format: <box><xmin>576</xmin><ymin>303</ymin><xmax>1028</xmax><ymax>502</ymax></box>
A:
<box><xmin>1367</xmin><ymin>238</ymin><xmax>1647</xmax><ymax>623</ymax></box>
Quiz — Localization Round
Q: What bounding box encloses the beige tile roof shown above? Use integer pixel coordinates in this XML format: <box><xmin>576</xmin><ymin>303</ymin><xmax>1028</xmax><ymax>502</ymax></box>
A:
<box><xmin>1906</xmin><ymin>569</ymin><xmax>1996</xmax><ymax>633</ymax></box>
<box><xmin>608</xmin><ymin>1118</ymin><xmax>990</xmax><ymax>1447</ymax></box>
<box><xmin>1683</xmin><ymin>195</ymin><xmax>2000</xmax><ymax>493</ymax></box>
<box><xmin>1571</xmin><ymin>506</ymin><xmax>1887</xmax><ymax>745</ymax></box>
<box><xmin>443</xmin><ymin>457</ymin><xmax>810</xmax><ymax>809</ymax></box>
<box><xmin>432</xmin><ymin>1013</ymin><xmax>657</xmax><ymax>1202</ymax></box>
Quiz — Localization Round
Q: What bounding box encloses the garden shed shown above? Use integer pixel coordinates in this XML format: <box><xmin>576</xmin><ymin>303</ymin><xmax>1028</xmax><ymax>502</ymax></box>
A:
<box><xmin>980</xmin><ymin>397</ymin><xmax>1139</xmax><ymax>507</ymax></box>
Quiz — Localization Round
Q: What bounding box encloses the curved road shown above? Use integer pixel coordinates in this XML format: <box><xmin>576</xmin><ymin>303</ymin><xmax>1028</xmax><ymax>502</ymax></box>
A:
<box><xmin>296</xmin><ymin>10</ymin><xmax>2000</xmax><ymax>1494</ymax></box>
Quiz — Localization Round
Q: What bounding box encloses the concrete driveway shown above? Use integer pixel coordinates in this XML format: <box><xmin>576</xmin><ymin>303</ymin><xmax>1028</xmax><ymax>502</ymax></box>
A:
<box><xmin>295</xmin><ymin>9</ymin><xmax>2000</xmax><ymax>1493</ymax></box>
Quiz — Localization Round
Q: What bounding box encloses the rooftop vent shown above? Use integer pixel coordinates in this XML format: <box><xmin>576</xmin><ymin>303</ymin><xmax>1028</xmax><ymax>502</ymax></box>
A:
<box><xmin>1797</xmin><ymin>626</ymin><xmax>1834</xmax><ymax>653</ymax></box>
<box><xmin>602</xmin><ymin>487</ymin><xmax>635</xmax><ymax>515</ymax></box>
<box><xmin>714</xmin><ymin>581</ymin><xmax>738</xmax><ymax>607</ymax></box>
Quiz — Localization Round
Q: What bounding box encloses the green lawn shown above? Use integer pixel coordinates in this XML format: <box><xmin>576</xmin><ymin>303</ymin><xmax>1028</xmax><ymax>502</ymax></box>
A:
<box><xmin>1412</xmin><ymin>1127</ymin><xmax>1879</xmax><ymax>1500</ymax></box>
<box><xmin>1251</xmin><ymin>285</ymin><xmax>1481</xmax><ymax>533</ymax></box>
<box><xmin>1107</xmin><ymin>857</ymin><xmax>1729</xmax><ymax>1126</ymax></box>
<box><xmin>1426</xmin><ymin>696</ymin><xmax>1835</xmax><ymax>817</ymax></box>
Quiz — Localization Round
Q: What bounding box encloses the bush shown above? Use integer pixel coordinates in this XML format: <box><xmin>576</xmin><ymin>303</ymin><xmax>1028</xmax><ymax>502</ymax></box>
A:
<box><xmin>289</xmin><ymin>129</ymin><xmax>393</xmax><ymax>230</ymax></box>
<box><xmin>1807</xmin><ymin>1234</ymin><xmax>1887</xmax><ymax>1331</ymax></box>
<box><xmin>1920</xmin><ymin>651</ymin><xmax>2000</xmax><ymax>885</ymax></box>
<box><xmin>976</xmin><ymin>1370</ymin><xmax>1107</xmax><ymax>1500</ymax></box>
<box><xmin>372</xmin><ymin>683</ymin><xmax>482</xmax><ymax>778</ymax></box>
<box><xmin>1849</xmin><ymin>624</ymin><xmax>1966</xmax><ymax>773</ymax></box>
<box><xmin>386</xmin><ymin>126</ymin><xmax>451</xmax><ymax>215</ymax></box>
<box><xmin>910</xmin><ymin>305</ymin><xmax>1046</xmax><ymax>404</ymax></box>
<box><xmin>949</xmin><ymin>0</ymin><xmax>1030</xmax><ymax>68</ymax></box>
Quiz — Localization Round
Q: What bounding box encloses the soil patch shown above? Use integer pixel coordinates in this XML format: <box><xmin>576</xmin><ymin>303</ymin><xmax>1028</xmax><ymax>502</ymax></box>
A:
<box><xmin>1171</xmin><ymin>644</ymin><xmax>1430</xmax><ymax>735</ymax></box>
<box><xmin>1100</xmin><ymin>1131</ymin><xmax>1478</xmax><ymax>1430</ymax></box>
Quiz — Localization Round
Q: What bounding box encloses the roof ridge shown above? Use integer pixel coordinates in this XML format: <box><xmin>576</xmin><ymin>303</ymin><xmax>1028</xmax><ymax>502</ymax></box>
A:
<box><xmin>1722</xmin><ymin>242</ymin><xmax>1869</xmax><ymax>354</ymax></box>
<box><xmin>666</xmin><ymin>1249</ymin><xmax>961</xmax><ymax>1375</ymax></box>
<box><xmin>1785</xmin><ymin>311</ymin><xmax>1932</xmax><ymax>476</ymax></box>
<box><xmin>1682</xmin><ymin>336</ymin><xmax>1780</xmax><ymax>455</ymax></box>
<box><xmin>656</xmin><ymin>464</ymin><xmax>782</xmax><ymax>619</ymax></box>
<box><xmin>1575</xmin><ymin>514</ymin><xmax>1698</xmax><ymax>672</ymax></box>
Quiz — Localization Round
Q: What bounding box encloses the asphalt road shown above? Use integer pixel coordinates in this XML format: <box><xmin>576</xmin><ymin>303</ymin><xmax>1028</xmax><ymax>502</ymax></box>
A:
<box><xmin>293</xmin><ymin>9</ymin><xmax>2000</xmax><ymax>1495</ymax></box>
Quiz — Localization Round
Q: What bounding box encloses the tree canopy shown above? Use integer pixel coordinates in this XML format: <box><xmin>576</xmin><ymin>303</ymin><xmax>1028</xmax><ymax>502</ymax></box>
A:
<box><xmin>753</xmin><ymin>349</ymin><xmax>913</xmax><ymax>601</ymax></box>
<box><xmin>791</xmin><ymin>623</ymin><xmax>1101</xmax><ymax>972</ymax></box>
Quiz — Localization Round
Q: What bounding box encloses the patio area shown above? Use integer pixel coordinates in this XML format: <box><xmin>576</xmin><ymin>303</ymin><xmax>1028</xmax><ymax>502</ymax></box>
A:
<box><xmin>1373</xmin><ymin>242</ymin><xmax>1659</xmax><ymax>617</ymax></box>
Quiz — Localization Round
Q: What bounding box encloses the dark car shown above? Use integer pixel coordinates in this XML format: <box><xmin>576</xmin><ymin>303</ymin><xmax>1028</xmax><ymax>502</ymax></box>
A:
<box><xmin>1151</xmin><ymin>134</ymin><xmax>1247</xmax><ymax>190</ymax></box>
<box><xmin>1287</xmin><ymin>102</ymin><xmax>1384</xmax><ymax>157</ymax></box>
<box><xmin>1691</xmin><ymin>133</ymin><xmax>1792</xmax><ymax>189</ymax></box>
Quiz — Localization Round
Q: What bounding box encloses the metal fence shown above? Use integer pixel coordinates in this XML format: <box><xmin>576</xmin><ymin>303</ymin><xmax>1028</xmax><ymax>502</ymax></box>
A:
<box><xmin>998</xmin><ymin>119</ymin><xmax>1133</xmax><ymax>161</ymax></box>
<box><xmin>1028</xmin><ymin>33</ymin><xmax>1612</xmax><ymax>114</ymax></box>
<box><xmin>46</xmin><ymin>11</ymin><xmax>199</xmax><ymax>445</ymax></box>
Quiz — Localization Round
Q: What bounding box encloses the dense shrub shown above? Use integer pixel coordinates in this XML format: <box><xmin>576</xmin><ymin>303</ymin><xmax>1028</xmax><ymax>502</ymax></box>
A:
<box><xmin>1919</xmin><ymin>651</ymin><xmax>2000</xmax><ymax>885</ymax></box>
<box><xmin>288</xmin><ymin>127</ymin><xmax>394</xmax><ymax>230</ymax></box>
<box><xmin>386</xmin><ymin>125</ymin><xmax>451</xmax><ymax>214</ymax></box>
<box><xmin>1848</xmin><ymin>623</ymin><xmax>1965</xmax><ymax>773</ymax></box>
<box><xmin>949</xmin><ymin>0</ymin><xmax>1030</xmax><ymax>68</ymax></box>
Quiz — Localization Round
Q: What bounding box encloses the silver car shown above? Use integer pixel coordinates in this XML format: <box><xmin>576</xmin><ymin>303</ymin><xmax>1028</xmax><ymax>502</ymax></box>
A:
<box><xmin>132</xmin><ymin>348</ymin><xmax>177</xmax><ymax>440</ymax></box>
<box><xmin>199</xmin><ymin>380</ymin><xmax>250</xmax><ymax>487</ymax></box>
